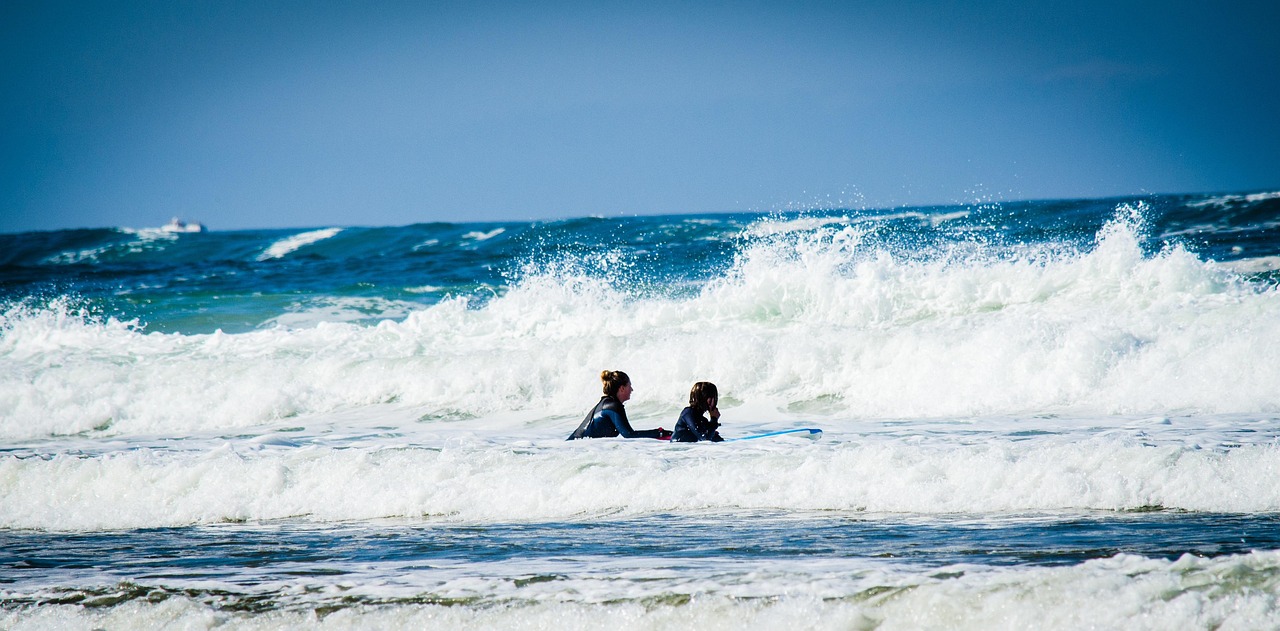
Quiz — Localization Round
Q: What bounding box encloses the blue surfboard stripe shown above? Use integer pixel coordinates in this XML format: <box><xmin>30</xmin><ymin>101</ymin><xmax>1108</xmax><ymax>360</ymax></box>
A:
<box><xmin>724</xmin><ymin>428</ymin><xmax>822</xmax><ymax>442</ymax></box>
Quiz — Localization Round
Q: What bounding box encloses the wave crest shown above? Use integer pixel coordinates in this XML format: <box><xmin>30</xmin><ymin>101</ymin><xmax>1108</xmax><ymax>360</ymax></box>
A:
<box><xmin>2</xmin><ymin>206</ymin><xmax>1279</xmax><ymax>439</ymax></box>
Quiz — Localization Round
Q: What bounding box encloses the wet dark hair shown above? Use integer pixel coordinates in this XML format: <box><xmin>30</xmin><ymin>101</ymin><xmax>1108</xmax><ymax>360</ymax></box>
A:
<box><xmin>688</xmin><ymin>382</ymin><xmax>718</xmax><ymax>414</ymax></box>
<box><xmin>601</xmin><ymin>370</ymin><xmax>631</xmax><ymax>398</ymax></box>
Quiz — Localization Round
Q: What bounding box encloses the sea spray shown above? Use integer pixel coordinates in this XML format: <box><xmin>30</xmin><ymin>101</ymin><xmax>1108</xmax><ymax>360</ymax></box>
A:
<box><xmin>4</xmin><ymin>193</ymin><xmax>1280</xmax><ymax>629</ymax></box>
<box><xmin>4</xmin><ymin>203</ymin><xmax>1279</xmax><ymax>439</ymax></box>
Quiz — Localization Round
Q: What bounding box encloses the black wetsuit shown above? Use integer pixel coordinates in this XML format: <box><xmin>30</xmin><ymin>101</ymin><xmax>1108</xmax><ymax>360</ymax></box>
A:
<box><xmin>671</xmin><ymin>406</ymin><xmax>723</xmax><ymax>442</ymax></box>
<box><xmin>567</xmin><ymin>396</ymin><xmax>666</xmax><ymax>440</ymax></box>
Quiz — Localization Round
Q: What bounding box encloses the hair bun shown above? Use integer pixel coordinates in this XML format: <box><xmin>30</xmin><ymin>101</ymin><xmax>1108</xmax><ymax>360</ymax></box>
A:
<box><xmin>600</xmin><ymin>370</ymin><xmax>631</xmax><ymax>396</ymax></box>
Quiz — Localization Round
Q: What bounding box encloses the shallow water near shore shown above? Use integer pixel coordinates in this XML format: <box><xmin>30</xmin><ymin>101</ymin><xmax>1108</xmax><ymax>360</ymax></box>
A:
<box><xmin>5</xmin><ymin>510</ymin><xmax>1280</xmax><ymax>629</ymax></box>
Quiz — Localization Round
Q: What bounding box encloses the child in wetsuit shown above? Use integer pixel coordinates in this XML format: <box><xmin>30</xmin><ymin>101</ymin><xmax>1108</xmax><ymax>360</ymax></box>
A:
<box><xmin>671</xmin><ymin>381</ymin><xmax>723</xmax><ymax>442</ymax></box>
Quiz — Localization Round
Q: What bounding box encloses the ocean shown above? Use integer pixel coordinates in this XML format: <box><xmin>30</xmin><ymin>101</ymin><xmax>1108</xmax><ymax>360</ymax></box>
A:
<box><xmin>2</xmin><ymin>192</ymin><xmax>1280</xmax><ymax>629</ymax></box>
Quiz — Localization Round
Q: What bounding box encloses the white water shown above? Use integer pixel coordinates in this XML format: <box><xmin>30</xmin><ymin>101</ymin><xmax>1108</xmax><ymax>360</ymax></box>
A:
<box><xmin>3</xmin><ymin>211</ymin><xmax>1279</xmax><ymax>440</ymax></box>
<box><xmin>4</xmin><ymin>551</ymin><xmax>1279</xmax><ymax>630</ymax></box>
<box><xmin>4</xmin><ymin>209</ymin><xmax>1280</xmax><ymax>630</ymax></box>
<box><xmin>0</xmin><ymin>410</ymin><xmax>1277</xmax><ymax>530</ymax></box>
<box><xmin>3</xmin><ymin>210</ymin><xmax>1280</xmax><ymax>530</ymax></box>
<box><xmin>257</xmin><ymin>227</ymin><xmax>344</xmax><ymax>260</ymax></box>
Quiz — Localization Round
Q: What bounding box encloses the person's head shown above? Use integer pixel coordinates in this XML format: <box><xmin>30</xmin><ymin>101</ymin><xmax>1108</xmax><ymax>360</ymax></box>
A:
<box><xmin>601</xmin><ymin>370</ymin><xmax>632</xmax><ymax>402</ymax></box>
<box><xmin>689</xmin><ymin>381</ymin><xmax>718</xmax><ymax>414</ymax></box>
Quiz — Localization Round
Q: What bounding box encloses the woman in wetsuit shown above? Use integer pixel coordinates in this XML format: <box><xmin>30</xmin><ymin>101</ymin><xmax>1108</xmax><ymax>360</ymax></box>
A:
<box><xmin>567</xmin><ymin>370</ymin><xmax>671</xmax><ymax>440</ymax></box>
<box><xmin>671</xmin><ymin>381</ymin><xmax>723</xmax><ymax>442</ymax></box>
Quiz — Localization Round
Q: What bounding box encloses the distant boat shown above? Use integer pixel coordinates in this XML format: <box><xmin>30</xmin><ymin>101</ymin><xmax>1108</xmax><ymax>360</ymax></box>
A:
<box><xmin>160</xmin><ymin>217</ymin><xmax>207</xmax><ymax>233</ymax></box>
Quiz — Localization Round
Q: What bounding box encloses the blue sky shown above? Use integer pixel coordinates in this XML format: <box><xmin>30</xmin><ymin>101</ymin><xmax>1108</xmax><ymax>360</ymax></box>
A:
<box><xmin>2</xmin><ymin>0</ymin><xmax>1277</xmax><ymax>232</ymax></box>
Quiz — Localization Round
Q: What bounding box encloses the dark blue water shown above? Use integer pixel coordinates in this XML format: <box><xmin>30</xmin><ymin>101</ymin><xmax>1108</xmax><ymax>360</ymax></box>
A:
<box><xmin>4</xmin><ymin>192</ymin><xmax>1279</xmax><ymax>334</ymax></box>
<box><xmin>5</xmin><ymin>511</ymin><xmax>1278</xmax><ymax>612</ymax></box>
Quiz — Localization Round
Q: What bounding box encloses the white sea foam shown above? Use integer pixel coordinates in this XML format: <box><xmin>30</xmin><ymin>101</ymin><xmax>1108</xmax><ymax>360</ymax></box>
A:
<box><xmin>2</xmin><ymin>551</ymin><xmax>1277</xmax><ymax>630</ymax></box>
<box><xmin>462</xmin><ymin>227</ymin><xmax>505</xmax><ymax>241</ymax></box>
<box><xmin>743</xmin><ymin>216</ymin><xmax>850</xmax><ymax>236</ymax></box>
<box><xmin>2</xmin><ymin>430</ymin><xmax>1279</xmax><ymax>530</ymax></box>
<box><xmin>261</xmin><ymin>296</ymin><xmax>425</xmax><ymax>330</ymax></box>
<box><xmin>861</xmin><ymin>209</ymin><xmax>971</xmax><ymax>227</ymax></box>
<box><xmin>257</xmin><ymin>228</ymin><xmax>343</xmax><ymax>261</ymax></box>
<box><xmin>3</xmin><ymin>207</ymin><xmax>1280</xmax><ymax>440</ymax></box>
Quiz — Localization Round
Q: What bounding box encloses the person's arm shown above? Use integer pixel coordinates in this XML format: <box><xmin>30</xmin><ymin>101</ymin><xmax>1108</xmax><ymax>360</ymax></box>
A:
<box><xmin>705</xmin><ymin>400</ymin><xmax>723</xmax><ymax>442</ymax></box>
<box><xmin>684</xmin><ymin>399</ymin><xmax>721</xmax><ymax>441</ymax></box>
<box><xmin>691</xmin><ymin>416</ymin><xmax>719</xmax><ymax>441</ymax></box>
<box><xmin>601</xmin><ymin>409</ymin><xmax>666</xmax><ymax>439</ymax></box>
<box><xmin>708</xmin><ymin>424</ymin><xmax>724</xmax><ymax>442</ymax></box>
<box><xmin>598</xmin><ymin>409</ymin><xmax>634</xmax><ymax>437</ymax></box>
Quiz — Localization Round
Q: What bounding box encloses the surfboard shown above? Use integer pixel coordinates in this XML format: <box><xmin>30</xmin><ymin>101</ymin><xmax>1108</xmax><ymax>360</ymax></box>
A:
<box><xmin>724</xmin><ymin>428</ymin><xmax>822</xmax><ymax>442</ymax></box>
